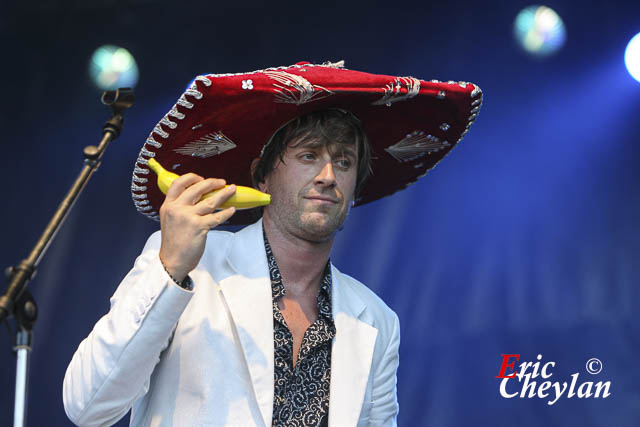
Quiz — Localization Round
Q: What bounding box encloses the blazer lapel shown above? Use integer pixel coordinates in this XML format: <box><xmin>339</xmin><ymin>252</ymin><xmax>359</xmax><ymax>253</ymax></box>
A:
<box><xmin>218</xmin><ymin>219</ymin><xmax>274</xmax><ymax>426</ymax></box>
<box><xmin>328</xmin><ymin>266</ymin><xmax>379</xmax><ymax>426</ymax></box>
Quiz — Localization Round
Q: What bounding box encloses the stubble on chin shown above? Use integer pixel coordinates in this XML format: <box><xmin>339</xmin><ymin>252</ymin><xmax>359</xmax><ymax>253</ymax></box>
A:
<box><xmin>265</xmin><ymin>189</ymin><xmax>351</xmax><ymax>243</ymax></box>
<box><xmin>296</xmin><ymin>206</ymin><xmax>350</xmax><ymax>242</ymax></box>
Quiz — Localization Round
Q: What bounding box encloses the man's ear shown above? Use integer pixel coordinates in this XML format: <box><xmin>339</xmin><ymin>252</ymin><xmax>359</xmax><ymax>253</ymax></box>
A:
<box><xmin>250</xmin><ymin>158</ymin><xmax>267</xmax><ymax>192</ymax></box>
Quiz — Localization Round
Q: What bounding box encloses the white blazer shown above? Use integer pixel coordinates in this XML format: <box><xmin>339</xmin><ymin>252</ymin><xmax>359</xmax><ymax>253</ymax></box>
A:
<box><xmin>63</xmin><ymin>219</ymin><xmax>400</xmax><ymax>426</ymax></box>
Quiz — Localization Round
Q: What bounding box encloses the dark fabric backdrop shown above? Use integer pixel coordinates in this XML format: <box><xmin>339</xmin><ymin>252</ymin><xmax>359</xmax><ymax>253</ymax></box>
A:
<box><xmin>1</xmin><ymin>1</ymin><xmax>639</xmax><ymax>426</ymax></box>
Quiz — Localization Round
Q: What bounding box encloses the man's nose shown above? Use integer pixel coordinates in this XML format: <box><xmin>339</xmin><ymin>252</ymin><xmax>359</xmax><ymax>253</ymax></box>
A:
<box><xmin>314</xmin><ymin>161</ymin><xmax>337</xmax><ymax>187</ymax></box>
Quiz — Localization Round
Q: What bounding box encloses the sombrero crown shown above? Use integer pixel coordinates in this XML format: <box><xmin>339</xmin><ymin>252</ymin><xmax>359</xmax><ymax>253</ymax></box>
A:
<box><xmin>132</xmin><ymin>61</ymin><xmax>482</xmax><ymax>224</ymax></box>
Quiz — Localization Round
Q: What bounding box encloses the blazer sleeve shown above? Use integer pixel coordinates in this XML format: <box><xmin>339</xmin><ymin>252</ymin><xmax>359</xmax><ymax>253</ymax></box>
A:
<box><xmin>368</xmin><ymin>311</ymin><xmax>400</xmax><ymax>426</ymax></box>
<box><xmin>62</xmin><ymin>231</ymin><xmax>194</xmax><ymax>427</ymax></box>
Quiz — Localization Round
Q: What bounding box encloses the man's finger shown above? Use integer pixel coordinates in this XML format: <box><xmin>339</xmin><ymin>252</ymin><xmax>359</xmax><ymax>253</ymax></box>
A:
<box><xmin>176</xmin><ymin>178</ymin><xmax>227</xmax><ymax>206</ymax></box>
<box><xmin>165</xmin><ymin>173</ymin><xmax>203</xmax><ymax>202</ymax></box>
<box><xmin>202</xmin><ymin>206</ymin><xmax>236</xmax><ymax>229</ymax></box>
<box><xmin>193</xmin><ymin>184</ymin><xmax>237</xmax><ymax>215</ymax></box>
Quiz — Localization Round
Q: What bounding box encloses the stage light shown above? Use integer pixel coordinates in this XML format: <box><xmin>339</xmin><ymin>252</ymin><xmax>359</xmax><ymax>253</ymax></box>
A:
<box><xmin>89</xmin><ymin>45</ymin><xmax>139</xmax><ymax>90</ymax></box>
<box><xmin>514</xmin><ymin>5</ymin><xmax>566</xmax><ymax>57</ymax></box>
<box><xmin>624</xmin><ymin>33</ymin><xmax>640</xmax><ymax>83</ymax></box>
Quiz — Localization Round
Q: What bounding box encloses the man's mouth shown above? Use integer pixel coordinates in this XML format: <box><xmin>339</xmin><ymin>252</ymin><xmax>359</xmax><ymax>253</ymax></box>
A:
<box><xmin>305</xmin><ymin>195</ymin><xmax>338</xmax><ymax>204</ymax></box>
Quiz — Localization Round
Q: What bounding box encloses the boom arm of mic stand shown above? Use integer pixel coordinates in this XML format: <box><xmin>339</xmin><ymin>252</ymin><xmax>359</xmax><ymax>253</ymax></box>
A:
<box><xmin>0</xmin><ymin>87</ymin><xmax>134</xmax><ymax>427</ymax></box>
<box><xmin>0</xmin><ymin>87</ymin><xmax>135</xmax><ymax>322</ymax></box>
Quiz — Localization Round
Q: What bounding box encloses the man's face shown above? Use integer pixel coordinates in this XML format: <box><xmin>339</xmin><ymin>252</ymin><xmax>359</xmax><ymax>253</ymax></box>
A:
<box><xmin>260</xmin><ymin>137</ymin><xmax>358</xmax><ymax>242</ymax></box>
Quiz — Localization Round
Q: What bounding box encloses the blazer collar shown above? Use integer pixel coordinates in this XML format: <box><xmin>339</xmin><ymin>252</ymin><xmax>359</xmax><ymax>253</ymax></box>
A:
<box><xmin>331</xmin><ymin>264</ymin><xmax>366</xmax><ymax>320</ymax></box>
<box><xmin>225</xmin><ymin>218</ymin><xmax>269</xmax><ymax>279</ymax></box>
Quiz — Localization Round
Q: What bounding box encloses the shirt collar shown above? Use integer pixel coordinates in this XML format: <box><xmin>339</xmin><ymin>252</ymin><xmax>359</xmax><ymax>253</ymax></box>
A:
<box><xmin>262</xmin><ymin>226</ymin><xmax>333</xmax><ymax>320</ymax></box>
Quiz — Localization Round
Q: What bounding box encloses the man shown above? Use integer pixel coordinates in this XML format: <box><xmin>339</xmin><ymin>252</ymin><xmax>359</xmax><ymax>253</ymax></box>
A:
<box><xmin>63</xmin><ymin>61</ymin><xmax>481</xmax><ymax>426</ymax></box>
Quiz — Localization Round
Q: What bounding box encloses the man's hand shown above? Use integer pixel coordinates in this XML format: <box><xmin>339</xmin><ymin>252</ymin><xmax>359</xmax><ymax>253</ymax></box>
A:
<box><xmin>158</xmin><ymin>173</ymin><xmax>237</xmax><ymax>282</ymax></box>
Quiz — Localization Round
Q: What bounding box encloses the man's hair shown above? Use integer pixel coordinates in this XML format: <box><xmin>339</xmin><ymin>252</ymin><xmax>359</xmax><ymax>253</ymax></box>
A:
<box><xmin>252</xmin><ymin>109</ymin><xmax>372</xmax><ymax>196</ymax></box>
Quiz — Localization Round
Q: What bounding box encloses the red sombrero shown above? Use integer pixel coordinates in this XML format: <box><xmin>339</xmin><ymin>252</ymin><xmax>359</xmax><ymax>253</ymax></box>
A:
<box><xmin>131</xmin><ymin>60</ymin><xmax>482</xmax><ymax>224</ymax></box>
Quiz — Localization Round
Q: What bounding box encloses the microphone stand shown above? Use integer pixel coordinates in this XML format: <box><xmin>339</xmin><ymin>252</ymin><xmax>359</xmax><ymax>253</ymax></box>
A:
<box><xmin>0</xmin><ymin>88</ymin><xmax>135</xmax><ymax>427</ymax></box>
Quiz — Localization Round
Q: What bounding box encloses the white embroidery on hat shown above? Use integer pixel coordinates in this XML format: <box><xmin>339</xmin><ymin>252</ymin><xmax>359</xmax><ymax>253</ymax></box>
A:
<box><xmin>134</xmin><ymin>165</ymin><xmax>149</xmax><ymax>174</ymax></box>
<box><xmin>153</xmin><ymin>123</ymin><xmax>169</xmax><ymax>139</ymax></box>
<box><xmin>173</xmin><ymin>131</ymin><xmax>237</xmax><ymax>158</ymax></box>
<box><xmin>160</xmin><ymin>116</ymin><xmax>178</xmax><ymax>129</ymax></box>
<box><xmin>372</xmin><ymin>77</ymin><xmax>420</xmax><ymax>106</ymax></box>
<box><xmin>202</xmin><ymin>61</ymin><xmax>347</xmax><ymax>80</ymax></box>
<box><xmin>132</xmin><ymin>192</ymin><xmax>148</xmax><ymax>200</ymax></box>
<box><xmin>471</xmin><ymin>84</ymin><xmax>482</xmax><ymax>98</ymax></box>
<box><xmin>131</xmin><ymin>183</ymin><xmax>147</xmax><ymax>192</ymax></box>
<box><xmin>177</xmin><ymin>97</ymin><xmax>194</xmax><ymax>109</ymax></box>
<box><xmin>242</xmin><ymin>79</ymin><xmax>253</xmax><ymax>90</ymax></box>
<box><xmin>385</xmin><ymin>131</ymin><xmax>451</xmax><ymax>162</ymax></box>
<box><xmin>168</xmin><ymin>106</ymin><xmax>185</xmax><ymax>120</ymax></box>
<box><xmin>263</xmin><ymin>70</ymin><xmax>333</xmax><ymax>105</ymax></box>
<box><xmin>196</xmin><ymin>76</ymin><xmax>212</xmax><ymax>87</ymax></box>
<box><xmin>321</xmin><ymin>60</ymin><xmax>345</xmax><ymax>69</ymax></box>
<box><xmin>185</xmin><ymin>87</ymin><xmax>203</xmax><ymax>100</ymax></box>
<box><xmin>145</xmin><ymin>135</ymin><xmax>162</xmax><ymax>148</ymax></box>
<box><xmin>140</xmin><ymin>147</ymin><xmax>156</xmax><ymax>158</ymax></box>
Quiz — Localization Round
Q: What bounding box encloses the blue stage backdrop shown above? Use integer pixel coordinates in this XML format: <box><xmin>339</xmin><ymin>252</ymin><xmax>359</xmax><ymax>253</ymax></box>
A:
<box><xmin>1</xmin><ymin>1</ymin><xmax>639</xmax><ymax>426</ymax></box>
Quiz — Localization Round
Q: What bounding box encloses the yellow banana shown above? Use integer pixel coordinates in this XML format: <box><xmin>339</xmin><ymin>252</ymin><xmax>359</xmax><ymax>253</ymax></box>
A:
<box><xmin>147</xmin><ymin>158</ymin><xmax>270</xmax><ymax>209</ymax></box>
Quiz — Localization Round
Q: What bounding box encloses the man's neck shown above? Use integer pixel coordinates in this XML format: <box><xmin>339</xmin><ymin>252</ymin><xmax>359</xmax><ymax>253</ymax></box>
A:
<box><xmin>262</xmin><ymin>215</ymin><xmax>333</xmax><ymax>297</ymax></box>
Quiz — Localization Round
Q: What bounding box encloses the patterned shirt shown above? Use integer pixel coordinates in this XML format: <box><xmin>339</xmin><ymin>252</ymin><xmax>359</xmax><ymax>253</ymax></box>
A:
<box><xmin>264</xmin><ymin>231</ymin><xmax>336</xmax><ymax>426</ymax></box>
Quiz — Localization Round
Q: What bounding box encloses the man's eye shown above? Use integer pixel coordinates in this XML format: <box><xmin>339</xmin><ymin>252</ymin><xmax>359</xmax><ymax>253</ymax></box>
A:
<box><xmin>301</xmin><ymin>153</ymin><xmax>316</xmax><ymax>160</ymax></box>
<box><xmin>335</xmin><ymin>158</ymin><xmax>352</xmax><ymax>169</ymax></box>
